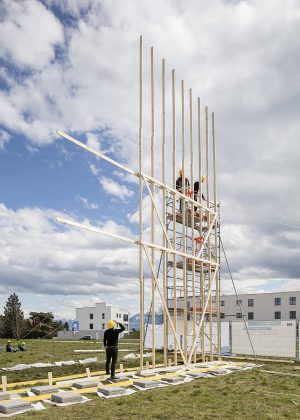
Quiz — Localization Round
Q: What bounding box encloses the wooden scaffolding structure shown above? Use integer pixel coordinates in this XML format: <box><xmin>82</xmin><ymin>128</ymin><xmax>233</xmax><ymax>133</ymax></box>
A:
<box><xmin>56</xmin><ymin>36</ymin><xmax>221</xmax><ymax>369</ymax></box>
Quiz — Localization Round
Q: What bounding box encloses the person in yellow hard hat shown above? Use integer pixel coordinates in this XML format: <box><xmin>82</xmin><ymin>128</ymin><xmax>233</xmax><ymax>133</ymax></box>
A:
<box><xmin>194</xmin><ymin>176</ymin><xmax>206</xmax><ymax>210</ymax></box>
<box><xmin>5</xmin><ymin>340</ymin><xmax>14</xmax><ymax>352</ymax></box>
<box><xmin>18</xmin><ymin>342</ymin><xmax>26</xmax><ymax>351</ymax></box>
<box><xmin>103</xmin><ymin>319</ymin><xmax>125</xmax><ymax>380</ymax></box>
<box><xmin>176</xmin><ymin>169</ymin><xmax>190</xmax><ymax>212</ymax></box>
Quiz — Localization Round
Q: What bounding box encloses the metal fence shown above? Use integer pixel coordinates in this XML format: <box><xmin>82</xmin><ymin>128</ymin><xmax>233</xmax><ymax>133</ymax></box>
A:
<box><xmin>231</xmin><ymin>320</ymin><xmax>298</xmax><ymax>359</ymax></box>
<box><xmin>145</xmin><ymin>320</ymin><xmax>300</xmax><ymax>360</ymax></box>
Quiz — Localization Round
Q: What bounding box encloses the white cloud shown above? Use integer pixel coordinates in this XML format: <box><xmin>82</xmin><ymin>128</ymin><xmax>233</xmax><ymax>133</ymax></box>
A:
<box><xmin>89</xmin><ymin>163</ymin><xmax>100</xmax><ymax>176</ymax></box>
<box><xmin>78</xmin><ymin>196</ymin><xmax>99</xmax><ymax>210</ymax></box>
<box><xmin>0</xmin><ymin>203</ymin><xmax>139</xmax><ymax>301</ymax></box>
<box><xmin>0</xmin><ymin>0</ymin><xmax>300</xmax><ymax>303</ymax></box>
<box><xmin>0</xmin><ymin>0</ymin><xmax>64</xmax><ymax>70</ymax></box>
<box><xmin>86</xmin><ymin>132</ymin><xmax>101</xmax><ymax>152</ymax></box>
<box><xmin>0</xmin><ymin>130</ymin><xmax>10</xmax><ymax>150</ymax></box>
<box><xmin>99</xmin><ymin>176</ymin><xmax>134</xmax><ymax>201</ymax></box>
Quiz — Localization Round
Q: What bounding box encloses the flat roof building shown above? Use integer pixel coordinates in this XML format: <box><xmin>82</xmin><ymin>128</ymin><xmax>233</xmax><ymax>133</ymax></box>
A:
<box><xmin>76</xmin><ymin>302</ymin><xmax>129</xmax><ymax>332</ymax></box>
<box><xmin>220</xmin><ymin>290</ymin><xmax>300</xmax><ymax>321</ymax></box>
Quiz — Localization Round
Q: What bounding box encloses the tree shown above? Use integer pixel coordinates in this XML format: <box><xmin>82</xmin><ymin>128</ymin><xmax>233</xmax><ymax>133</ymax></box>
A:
<box><xmin>0</xmin><ymin>315</ymin><xmax>5</xmax><ymax>338</ymax></box>
<box><xmin>4</xmin><ymin>293</ymin><xmax>24</xmax><ymax>339</ymax></box>
<box><xmin>29</xmin><ymin>312</ymin><xmax>54</xmax><ymax>328</ymax></box>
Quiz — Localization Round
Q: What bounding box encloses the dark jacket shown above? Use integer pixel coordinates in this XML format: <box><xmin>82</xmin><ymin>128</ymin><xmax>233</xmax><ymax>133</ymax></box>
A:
<box><xmin>194</xmin><ymin>181</ymin><xmax>205</xmax><ymax>201</ymax></box>
<box><xmin>103</xmin><ymin>323</ymin><xmax>125</xmax><ymax>347</ymax></box>
<box><xmin>176</xmin><ymin>176</ymin><xmax>190</xmax><ymax>192</ymax></box>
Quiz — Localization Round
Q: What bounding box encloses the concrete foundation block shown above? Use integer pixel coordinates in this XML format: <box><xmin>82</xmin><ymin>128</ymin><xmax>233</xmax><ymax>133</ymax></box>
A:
<box><xmin>207</xmin><ymin>368</ymin><xmax>227</xmax><ymax>375</ymax></box>
<box><xmin>133</xmin><ymin>380</ymin><xmax>158</xmax><ymax>389</ymax></box>
<box><xmin>73</xmin><ymin>380</ymin><xmax>99</xmax><ymax>389</ymax></box>
<box><xmin>162</xmin><ymin>376</ymin><xmax>183</xmax><ymax>383</ymax></box>
<box><xmin>0</xmin><ymin>393</ymin><xmax>10</xmax><ymax>401</ymax></box>
<box><xmin>109</xmin><ymin>377</ymin><xmax>130</xmax><ymax>383</ymax></box>
<box><xmin>137</xmin><ymin>371</ymin><xmax>156</xmax><ymax>378</ymax></box>
<box><xmin>98</xmin><ymin>386</ymin><xmax>126</xmax><ymax>396</ymax></box>
<box><xmin>188</xmin><ymin>372</ymin><xmax>207</xmax><ymax>378</ymax></box>
<box><xmin>0</xmin><ymin>400</ymin><xmax>31</xmax><ymax>415</ymax></box>
<box><xmin>31</xmin><ymin>385</ymin><xmax>57</xmax><ymax>395</ymax></box>
<box><xmin>51</xmin><ymin>392</ymin><xmax>84</xmax><ymax>404</ymax></box>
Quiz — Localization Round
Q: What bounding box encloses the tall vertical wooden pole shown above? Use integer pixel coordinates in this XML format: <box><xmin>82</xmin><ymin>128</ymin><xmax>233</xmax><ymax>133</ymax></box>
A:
<box><xmin>172</xmin><ymin>69</ymin><xmax>177</xmax><ymax>365</ymax></box>
<box><xmin>139</xmin><ymin>35</ymin><xmax>144</xmax><ymax>370</ymax></box>
<box><xmin>205</xmin><ymin>106</ymin><xmax>213</xmax><ymax>361</ymax></box>
<box><xmin>198</xmin><ymin>98</ymin><xmax>205</xmax><ymax>362</ymax></box>
<box><xmin>181</xmin><ymin>80</ymin><xmax>188</xmax><ymax>362</ymax></box>
<box><xmin>189</xmin><ymin>88</ymin><xmax>196</xmax><ymax>363</ymax></box>
<box><xmin>150</xmin><ymin>46</ymin><xmax>156</xmax><ymax>369</ymax></box>
<box><xmin>212</xmin><ymin>112</ymin><xmax>221</xmax><ymax>360</ymax></box>
<box><xmin>162</xmin><ymin>58</ymin><xmax>167</xmax><ymax>367</ymax></box>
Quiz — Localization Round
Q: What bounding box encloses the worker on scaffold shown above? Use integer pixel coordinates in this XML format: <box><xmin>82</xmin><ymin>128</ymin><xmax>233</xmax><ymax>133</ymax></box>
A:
<box><xmin>176</xmin><ymin>169</ymin><xmax>190</xmax><ymax>212</ymax></box>
<box><xmin>193</xmin><ymin>176</ymin><xmax>206</xmax><ymax>213</ymax></box>
<box><xmin>103</xmin><ymin>320</ymin><xmax>125</xmax><ymax>381</ymax></box>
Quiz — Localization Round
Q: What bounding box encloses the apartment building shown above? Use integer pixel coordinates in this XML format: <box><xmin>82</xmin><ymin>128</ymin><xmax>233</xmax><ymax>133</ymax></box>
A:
<box><xmin>220</xmin><ymin>291</ymin><xmax>300</xmax><ymax>321</ymax></box>
<box><xmin>76</xmin><ymin>302</ymin><xmax>129</xmax><ymax>332</ymax></box>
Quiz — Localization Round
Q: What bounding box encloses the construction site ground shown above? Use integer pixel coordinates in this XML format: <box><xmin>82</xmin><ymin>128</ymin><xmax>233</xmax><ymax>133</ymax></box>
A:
<box><xmin>1</xmin><ymin>338</ymin><xmax>300</xmax><ymax>419</ymax></box>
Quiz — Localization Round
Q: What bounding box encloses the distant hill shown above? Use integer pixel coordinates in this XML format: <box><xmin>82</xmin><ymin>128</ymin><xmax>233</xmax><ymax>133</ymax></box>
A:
<box><xmin>129</xmin><ymin>312</ymin><xmax>163</xmax><ymax>331</ymax></box>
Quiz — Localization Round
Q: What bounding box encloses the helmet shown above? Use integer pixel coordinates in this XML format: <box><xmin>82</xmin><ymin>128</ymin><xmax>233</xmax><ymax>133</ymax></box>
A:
<box><xmin>179</xmin><ymin>169</ymin><xmax>183</xmax><ymax>176</ymax></box>
<box><xmin>22</xmin><ymin>342</ymin><xmax>25</xmax><ymax>345</ymax></box>
<box><xmin>7</xmin><ymin>340</ymin><xmax>11</xmax><ymax>343</ymax></box>
<box><xmin>107</xmin><ymin>320</ymin><xmax>115</xmax><ymax>329</ymax></box>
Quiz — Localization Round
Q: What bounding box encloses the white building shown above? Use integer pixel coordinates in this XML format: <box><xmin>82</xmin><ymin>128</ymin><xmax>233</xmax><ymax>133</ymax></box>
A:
<box><xmin>76</xmin><ymin>302</ymin><xmax>129</xmax><ymax>334</ymax></box>
<box><xmin>220</xmin><ymin>291</ymin><xmax>300</xmax><ymax>321</ymax></box>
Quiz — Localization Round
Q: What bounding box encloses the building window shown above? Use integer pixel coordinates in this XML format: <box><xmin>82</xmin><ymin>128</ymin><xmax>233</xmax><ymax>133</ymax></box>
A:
<box><xmin>274</xmin><ymin>311</ymin><xmax>281</xmax><ymax>320</ymax></box>
<box><xmin>236</xmin><ymin>300</ymin><xmax>242</xmax><ymax>306</ymax></box>
<box><xmin>89</xmin><ymin>323</ymin><xmax>93</xmax><ymax>330</ymax></box>
<box><xmin>236</xmin><ymin>313</ymin><xmax>243</xmax><ymax>319</ymax></box>
<box><xmin>220</xmin><ymin>313</ymin><xmax>225</xmax><ymax>319</ymax></box>
<box><xmin>89</xmin><ymin>313</ymin><xmax>93</xmax><ymax>320</ymax></box>
<box><xmin>116</xmin><ymin>313</ymin><xmax>118</xmax><ymax>318</ymax></box>
<box><xmin>274</xmin><ymin>298</ymin><xmax>281</xmax><ymax>306</ymax></box>
<box><xmin>123</xmin><ymin>314</ymin><xmax>129</xmax><ymax>322</ymax></box>
<box><xmin>290</xmin><ymin>311</ymin><xmax>296</xmax><ymax>319</ymax></box>
<box><xmin>248</xmin><ymin>312</ymin><xmax>254</xmax><ymax>320</ymax></box>
<box><xmin>102</xmin><ymin>323</ymin><xmax>105</xmax><ymax>329</ymax></box>
<box><xmin>220</xmin><ymin>300</ymin><xmax>225</xmax><ymax>307</ymax></box>
<box><xmin>248</xmin><ymin>299</ymin><xmax>254</xmax><ymax>307</ymax></box>
<box><xmin>102</xmin><ymin>313</ymin><xmax>105</xmax><ymax>319</ymax></box>
<box><xmin>290</xmin><ymin>297</ymin><xmax>296</xmax><ymax>305</ymax></box>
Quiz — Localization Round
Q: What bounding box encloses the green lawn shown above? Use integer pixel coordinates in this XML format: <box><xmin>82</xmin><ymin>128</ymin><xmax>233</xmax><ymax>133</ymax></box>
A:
<box><xmin>0</xmin><ymin>338</ymin><xmax>141</xmax><ymax>384</ymax></box>
<box><xmin>16</xmin><ymin>362</ymin><xmax>300</xmax><ymax>420</ymax></box>
<box><xmin>1</xmin><ymin>340</ymin><xmax>300</xmax><ymax>419</ymax></box>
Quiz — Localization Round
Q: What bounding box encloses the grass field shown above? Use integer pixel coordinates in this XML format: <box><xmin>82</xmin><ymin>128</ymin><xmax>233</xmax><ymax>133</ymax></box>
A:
<box><xmin>17</xmin><ymin>363</ymin><xmax>300</xmax><ymax>419</ymax></box>
<box><xmin>1</xmin><ymin>340</ymin><xmax>300</xmax><ymax>419</ymax></box>
<box><xmin>0</xmin><ymin>338</ymin><xmax>141</xmax><ymax>384</ymax></box>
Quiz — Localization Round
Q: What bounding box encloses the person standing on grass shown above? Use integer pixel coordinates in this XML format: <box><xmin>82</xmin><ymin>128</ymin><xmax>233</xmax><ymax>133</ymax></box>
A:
<box><xmin>103</xmin><ymin>320</ymin><xmax>125</xmax><ymax>380</ymax></box>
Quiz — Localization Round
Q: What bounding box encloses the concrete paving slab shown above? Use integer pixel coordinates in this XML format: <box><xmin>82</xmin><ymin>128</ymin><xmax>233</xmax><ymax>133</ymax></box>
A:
<box><xmin>206</xmin><ymin>368</ymin><xmax>228</xmax><ymax>375</ymax></box>
<box><xmin>98</xmin><ymin>387</ymin><xmax>126</xmax><ymax>396</ymax></box>
<box><xmin>73</xmin><ymin>380</ymin><xmax>100</xmax><ymax>389</ymax></box>
<box><xmin>132</xmin><ymin>380</ymin><xmax>158</xmax><ymax>389</ymax></box>
<box><xmin>136</xmin><ymin>371</ymin><xmax>156</xmax><ymax>378</ymax></box>
<box><xmin>109</xmin><ymin>377</ymin><xmax>130</xmax><ymax>383</ymax></box>
<box><xmin>51</xmin><ymin>392</ymin><xmax>84</xmax><ymax>404</ymax></box>
<box><xmin>31</xmin><ymin>385</ymin><xmax>57</xmax><ymax>395</ymax></box>
<box><xmin>188</xmin><ymin>372</ymin><xmax>207</xmax><ymax>378</ymax></box>
<box><xmin>161</xmin><ymin>376</ymin><xmax>183</xmax><ymax>384</ymax></box>
<box><xmin>0</xmin><ymin>400</ymin><xmax>32</xmax><ymax>415</ymax></box>
<box><xmin>0</xmin><ymin>393</ymin><xmax>10</xmax><ymax>401</ymax></box>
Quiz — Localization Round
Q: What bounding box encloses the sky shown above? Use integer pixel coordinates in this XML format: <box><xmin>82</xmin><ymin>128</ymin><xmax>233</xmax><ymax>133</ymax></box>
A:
<box><xmin>0</xmin><ymin>0</ymin><xmax>300</xmax><ymax>320</ymax></box>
